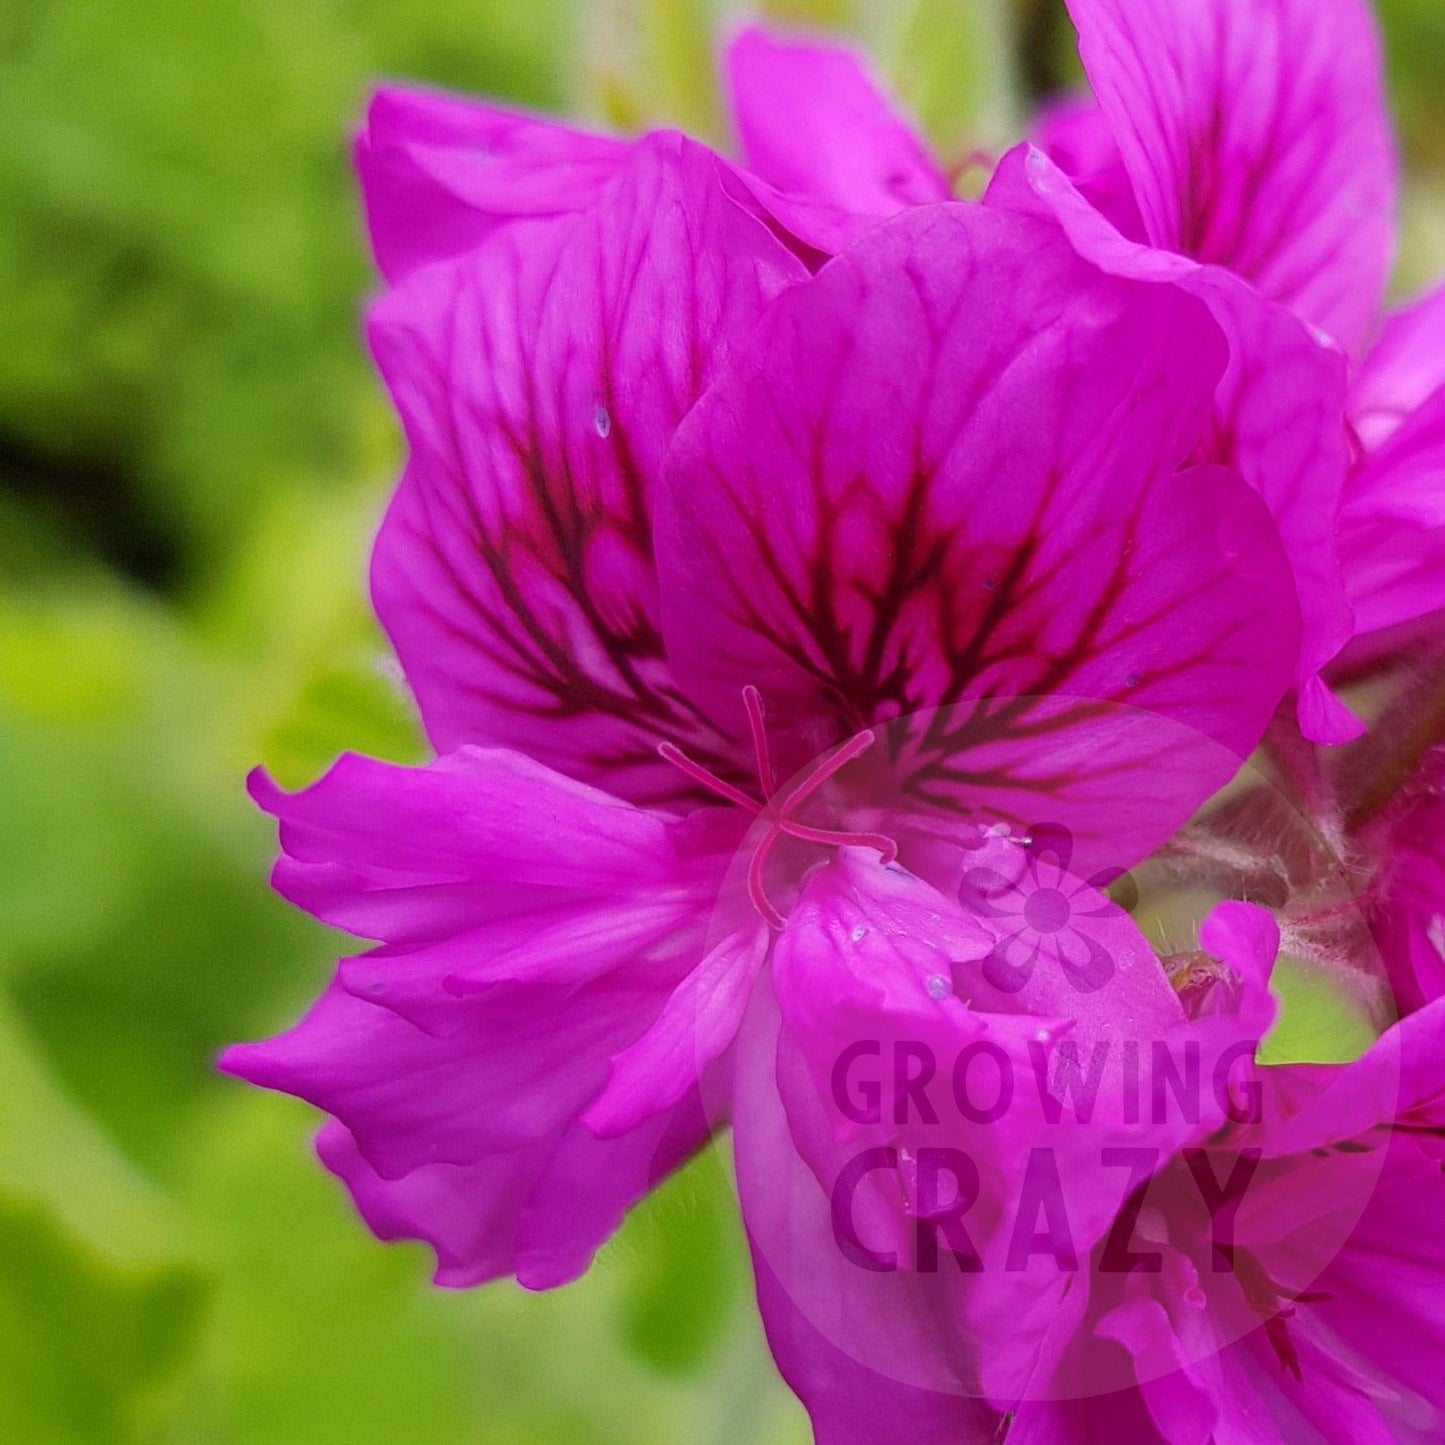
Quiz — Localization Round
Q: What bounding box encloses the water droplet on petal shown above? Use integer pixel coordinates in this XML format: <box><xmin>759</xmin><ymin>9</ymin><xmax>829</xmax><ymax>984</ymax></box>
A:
<box><xmin>850</xmin><ymin>925</ymin><xmax>869</xmax><ymax>944</ymax></box>
<box><xmin>927</xmin><ymin>973</ymin><xmax>951</xmax><ymax>1000</ymax></box>
<box><xmin>983</xmin><ymin>576</ymin><xmax>997</xmax><ymax>591</ymax></box>
<box><xmin>594</xmin><ymin>402</ymin><xmax>612</xmax><ymax>439</ymax></box>
<box><xmin>1125</xmin><ymin>672</ymin><xmax>1141</xmax><ymax>689</ymax></box>
<box><xmin>1183</xmin><ymin>1285</ymin><xmax>1207</xmax><ymax>1310</ymax></box>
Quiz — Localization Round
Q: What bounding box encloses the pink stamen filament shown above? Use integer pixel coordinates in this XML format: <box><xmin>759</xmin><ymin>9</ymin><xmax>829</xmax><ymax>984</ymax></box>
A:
<box><xmin>748</xmin><ymin>833</ymin><xmax>788</xmax><ymax>930</ymax></box>
<box><xmin>660</xmin><ymin>692</ymin><xmax>898</xmax><ymax>929</ymax></box>
<box><xmin>743</xmin><ymin>685</ymin><xmax>776</xmax><ymax>800</ymax></box>
<box><xmin>657</xmin><ymin>742</ymin><xmax>762</xmax><ymax>816</ymax></box>
<box><xmin>772</xmin><ymin>818</ymin><xmax>898</xmax><ymax>861</ymax></box>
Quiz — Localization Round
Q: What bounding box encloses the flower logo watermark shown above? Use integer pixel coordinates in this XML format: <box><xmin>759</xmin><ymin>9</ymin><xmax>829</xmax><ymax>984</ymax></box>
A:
<box><xmin>959</xmin><ymin>822</ymin><xmax>1136</xmax><ymax>995</ymax></box>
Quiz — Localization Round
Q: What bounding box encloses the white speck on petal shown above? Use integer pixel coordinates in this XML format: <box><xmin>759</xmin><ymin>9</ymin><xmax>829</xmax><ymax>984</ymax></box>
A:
<box><xmin>850</xmin><ymin>925</ymin><xmax>868</xmax><ymax>944</ymax></box>
<box><xmin>594</xmin><ymin>402</ymin><xmax>612</xmax><ymax>439</ymax></box>
<box><xmin>1429</xmin><ymin>915</ymin><xmax>1445</xmax><ymax>962</ymax></box>
<box><xmin>927</xmin><ymin>973</ymin><xmax>951</xmax><ymax>1000</ymax></box>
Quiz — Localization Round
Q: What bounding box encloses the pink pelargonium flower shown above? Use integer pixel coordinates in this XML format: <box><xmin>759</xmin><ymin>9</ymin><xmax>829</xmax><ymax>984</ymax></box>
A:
<box><xmin>223</xmin><ymin>129</ymin><xmax>1301</xmax><ymax>1311</ymax></box>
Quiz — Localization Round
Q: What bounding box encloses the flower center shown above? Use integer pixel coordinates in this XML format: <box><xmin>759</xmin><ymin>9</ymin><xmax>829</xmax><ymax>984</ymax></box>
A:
<box><xmin>659</xmin><ymin>686</ymin><xmax>898</xmax><ymax>929</ymax></box>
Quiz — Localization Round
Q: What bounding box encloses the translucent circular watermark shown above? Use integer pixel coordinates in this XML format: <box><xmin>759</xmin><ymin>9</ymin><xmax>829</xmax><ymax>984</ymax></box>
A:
<box><xmin>675</xmin><ymin>696</ymin><xmax>1397</xmax><ymax>1409</ymax></box>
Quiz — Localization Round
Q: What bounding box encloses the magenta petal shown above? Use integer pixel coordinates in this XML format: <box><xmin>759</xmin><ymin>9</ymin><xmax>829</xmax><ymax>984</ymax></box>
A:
<box><xmin>224</xmin><ymin>746</ymin><xmax>730</xmax><ymax>1284</ymax></box>
<box><xmin>1031</xmin><ymin>94</ymin><xmax>1144</xmax><ymax>241</ymax></box>
<box><xmin>221</xmin><ymin>970</ymin><xmax>666</xmax><ymax>1176</ymax></box>
<box><xmin>1096</xmin><ymin>1299</ymin><xmax>1216</xmax><ymax>1445</ymax></box>
<box><xmin>1196</xmin><ymin>900</ymin><xmax>1280</xmax><ymax>1037</ymax></box>
<box><xmin>1206</xmin><ymin>1132</ymin><xmax>1445</xmax><ymax>1441</ymax></box>
<box><xmin>726</xmin><ymin>26</ymin><xmax>947</xmax><ymax>219</ymax></box>
<box><xmin>246</xmin><ymin>749</ymin><xmax>695</xmax><ymax>919</ymax></box>
<box><xmin>356</xmin><ymin>86</ymin><xmax>631</xmax><ymax>283</ymax></box>
<box><xmin>1292</xmin><ymin>1137</ymin><xmax>1445</xmax><ymax>1425</ymax></box>
<box><xmin>1296</xmin><ymin>672</ymin><xmax>1367</xmax><ymax>746</ymax></box>
<box><xmin>1005</xmin><ymin>1389</ymin><xmax>1166</xmax><ymax>1444</ymax></box>
<box><xmin>356</xmin><ymin>82</ymin><xmax>863</xmax><ymax>283</ymax></box>
<box><xmin>659</xmin><ymin>202</ymin><xmax>1298</xmax><ymax>866</ymax></box>
<box><xmin>316</xmin><ymin>1120</ymin><xmax>540</xmax><ymax>1287</ymax></box>
<box><xmin>224</xmin><ymin>968</ymin><xmax>712</xmax><ymax>1286</ymax></box>
<box><xmin>512</xmin><ymin>1096</ymin><xmax>711</xmax><ymax>1289</ymax></box>
<box><xmin>1371</xmin><ymin>798</ymin><xmax>1445</xmax><ymax>1014</ymax></box>
<box><xmin>1341</xmin><ymin>388</ymin><xmax>1445</xmax><ymax>639</ymax></box>
<box><xmin>1351</xmin><ymin>280</ymin><xmax>1445</xmax><ymax>450</ymax></box>
<box><xmin>1253</xmin><ymin>996</ymin><xmax>1445</xmax><ymax>1159</ymax></box>
<box><xmin>316</xmin><ymin>1097</ymin><xmax>707</xmax><ymax>1291</ymax></box>
<box><xmin>732</xmin><ymin>980</ymin><xmax>999</xmax><ymax>1434</ymax></box>
<box><xmin>368</xmin><ymin>133</ymin><xmax>806</xmax><ymax>803</ymax></box>
<box><xmin>762</xmin><ymin>858</ymin><xmax>1198</xmax><ymax>1403</ymax></box>
<box><xmin>988</xmin><ymin>144</ymin><xmax>1356</xmax><ymax>740</ymax></box>
<box><xmin>1063</xmin><ymin>0</ymin><xmax>1396</xmax><ymax>356</ymax></box>
<box><xmin>749</xmin><ymin>1247</ymin><xmax>1000</xmax><ymax>1444</ymax></box>
<box><xmin>583</xmin><ymin>924</ymin><xmax>769</xmax><ymax>1139</ymax></box>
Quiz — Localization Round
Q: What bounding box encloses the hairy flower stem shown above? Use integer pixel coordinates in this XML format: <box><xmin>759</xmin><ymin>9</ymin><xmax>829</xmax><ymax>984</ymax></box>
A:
<box><xmin>1266</xmin><ymin>708</ymin><xmax>1347</xmax><ymax>860</ymax></box>
<box><xmin>1155</xmin><ymin>824</ymin><xmax>1290</xmax><ymax>901</ymax></box>
<box><xmin>1342</xmin><ymin>651</ymin><xmax>1445</xmax><ymax>831</ymax></box>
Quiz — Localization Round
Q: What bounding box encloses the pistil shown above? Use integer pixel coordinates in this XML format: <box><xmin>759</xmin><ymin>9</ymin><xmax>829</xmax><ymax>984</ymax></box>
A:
<box><xmin>660</xmin><ymin>688</ymin><xmax>898</xmax><ymax>928</ymax></box>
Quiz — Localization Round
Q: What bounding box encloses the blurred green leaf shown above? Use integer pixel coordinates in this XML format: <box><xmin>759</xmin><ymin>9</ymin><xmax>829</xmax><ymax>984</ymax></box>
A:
<box><xmin>173</xmin><ymin>1096</ymin><xmax>805</xmax><ymax>1445</ymax></box>
<box><xmin>0</xmin><ymin>0</ymin><xmax>568</xmax><ymax>575</ymax></box>
<box><xmin>583</xmin><ymin>0</ymin><xmax>722</xmax><ymax>138</ymax></box>
<box><xmin>0</xmin><ymin>992</ymin><xmax>207</xmax><ymax>1444</ymax></box>
<box><xmin>757</xmin><ymin>0</ymin><xmax>856</xmax><ymax>26</ymax></box>
<box><xmin>883</xmin><ymin>0</ymin><xmax>1020</xmax><ymax>163</ymax></box>
<box><xmin>611</xmin><ymin>1153</ymin><xmax>741</xmax><ymax>1375</ymax></box>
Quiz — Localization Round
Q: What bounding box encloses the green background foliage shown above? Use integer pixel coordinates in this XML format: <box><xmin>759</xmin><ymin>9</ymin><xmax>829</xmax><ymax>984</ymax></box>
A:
<box><xmin>1</xmin><ymin>1</ymin><xmax>1440</xmax><ymax>1438</ymax></box>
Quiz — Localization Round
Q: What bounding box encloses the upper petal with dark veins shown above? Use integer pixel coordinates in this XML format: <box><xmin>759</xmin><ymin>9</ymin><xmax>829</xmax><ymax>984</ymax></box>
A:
<box><xmin>657</xmin><ymin>203</ymin><xmax>1299</xmax><ymax>867</ymax></box>
<box><xmin>1064</xmin><ymin>0</ymin><xmax>1396</xmax><ymax>358</ymax></box>
<box><xmin>987</xmin><ymin>143</ymin><xmax>1358</xmax><ymax>742</ymax></box>
<box><xmin>368</xmin><ymin>133</ymin><xmax>807</xmax><ymax>805</ymax></box>
<box><xmin>355</xmin><ymin>71</ymin><xmax>888</xmax><ymax>286</ymax></box>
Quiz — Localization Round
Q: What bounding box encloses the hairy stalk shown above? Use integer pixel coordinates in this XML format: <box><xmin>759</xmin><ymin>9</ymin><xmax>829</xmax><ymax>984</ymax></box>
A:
<box><xmin>1342</xmin><ymin>650</ymin><xmax>1445</xmax><ymax>830</ymax></box>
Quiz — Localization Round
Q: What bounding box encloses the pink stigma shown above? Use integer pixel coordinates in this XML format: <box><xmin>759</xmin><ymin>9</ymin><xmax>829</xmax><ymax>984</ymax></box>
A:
<box><xmin>659</xmin><ymin>689</ymin><xmax>898</xmax><ymax>929</ymax></box>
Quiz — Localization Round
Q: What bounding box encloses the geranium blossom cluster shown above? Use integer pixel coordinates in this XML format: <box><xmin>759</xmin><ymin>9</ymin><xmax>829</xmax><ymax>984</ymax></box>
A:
<box><xmin>224</xmin><ymin>0</ymin><xmax>1445</xmax><ymax>1439</ymax></box>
